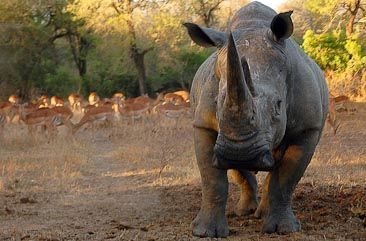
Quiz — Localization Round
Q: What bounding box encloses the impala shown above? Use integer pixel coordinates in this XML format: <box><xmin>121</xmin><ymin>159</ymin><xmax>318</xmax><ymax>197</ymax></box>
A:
<box><xmin>50</xmin><ymin>96</ymin><xmax>64</xmax><ymax>107</ymax></box>
<box><xmin>51</xmin><ymin>106</ymin><xmax>74</xmax><ymax>133</ymax></box>
<box><xmin>124</xmin><ymin>93</ymin><xmax>164</xmax><ymax>108</ymax></box>
<box><xmin>112</xmin><ymin>92</ymin><xmax>125</xmax><ymax>104</ymax></box>
<box><xmin>82</xmin><ymin>99</ymin><xmax>114</xmax><ymax>113</ymax></box>
<box><xmin>0</xmin><ymin>110</ymin><xmax>6</xmax><ymax>136</ymax></box>
<box><xmin>327</xmin><ymin>97</ymin><xmax>340</xmax><ymax>135</ymax></box>
<box><xmin>163</xmin><ymin>93</ymin><xmax>185</xmax><ymax>104</ymax></box>
<box><xmin>68</xmin><ymin>93</ymin><xmax>82</xmax><ymax>112</ymax></box>
<box><xmin>153</xmin><ymin>102</ymin><xmax>190</xmax><ymax>118</ymax></box>
<box><xmin>173</xmin><ymin>90</ymin><xmax>190</xmax><ymax>102</ymax></box>
<box><xmin>326</xmin><ymin>95</ymin><xmax>350</xmax><ymax>135</ymax></box>
<box><xmin>73</xmin><ymin>104</ymin><xmax>119</xmax><ymax>133</ymax></box>
<box><xmin>38</xmin><ymin>95</ymin><xmax>50</xmax><ymax>108</ymax></box>
<box><xmin>118</xmin><ymin>102</ymin><xmax>150</xmax><ymax>119</ymax></box>
<box><xmin>19</xmin><ymin>105</ymin><xmax>62</xmax><ymax>137</ymax></box>
<box><xmin>8</xmin><ymin>95</ymin><xmax>20</xmax><ymax>104</ymax></box>
<box><xmin>88</xmin><ymin>92</ymin><xmax>100</xmax><ymax>106</ymax></box>
<box><xmin>330</xmin><ymin>94</ymin><xmax>350</xmax><ymax>112</ymax></box>
<box><xmin>0</xmin><ymin>102</ymin><xmax>19</xmax><ymax>123</ymax></box>
<box><xmin>0</xmin><ymin>111</ymin><xmax>5</xmax><ymax>124</ymax></box>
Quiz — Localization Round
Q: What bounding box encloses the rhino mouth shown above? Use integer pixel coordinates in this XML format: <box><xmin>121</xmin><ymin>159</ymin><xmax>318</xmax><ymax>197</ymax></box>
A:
<box><xmin>213</xmin><ymin>133</ymin><xmax>275</xmax><ymax>171</ymax></box>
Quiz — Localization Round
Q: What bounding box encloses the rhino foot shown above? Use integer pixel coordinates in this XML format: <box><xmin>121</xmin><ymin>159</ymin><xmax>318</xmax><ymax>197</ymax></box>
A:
<box><xmin>191</xmin><ymin>209</ymin><xmax>229</xmax><ymax>238</ymax></box>
<box><xmin>262</xmin><ymin>210</ymin><xmax>300</xmax><ymax>234</ymax></box>
<box><xmin>235</xmin><ymin>198</ymin><xmax>258</xmax><ymax>216</ymax></box>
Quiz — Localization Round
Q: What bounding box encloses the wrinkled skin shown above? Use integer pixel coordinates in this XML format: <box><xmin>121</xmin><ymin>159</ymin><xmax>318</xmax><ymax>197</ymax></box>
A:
<box><xmin>184</xmin><ymin>1</ymin><xmax>328</xmax><ymax>238</ymax></box>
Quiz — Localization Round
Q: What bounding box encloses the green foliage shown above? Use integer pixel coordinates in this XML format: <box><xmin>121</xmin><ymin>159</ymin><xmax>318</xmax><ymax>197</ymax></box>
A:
<box><xmin>41</xmin><ymin>67</ymin><xmax>80</xmax><ymax>98</ymax></box>
<box><xmin>302</xmin><ymin>28</ymin><xmax>366</xmax><ymax>97</ymax></box>
<box><xmin>304</xmin><ymin>0</ymin><xmax>338</xmax><ymax>16</ymax></box>
<box><xmin>302</xmin><ymin>30</ymin><xmax>350</xmax><ymax>70</ymax></box>
<box><xmin>148</xmin><ymin>47</ymin><xmax>212</xmax><ymax>92</ymax></box>
<box><xmin>1</xmin><ymin>0</ymin><xmax>364</xmax><ymax>99</ymax></box>
<box><xmin>297</xmin><ymin>0</ymin><xmax>366</xmax><ymax>97</ymax></box>
<box><xmin>85</xmin><ymin>72</ymin><xmax>139</xmax><ymax>98</ymax></box>
<box><xmin>176</xmin><ymin>48</ymin><xmax>213</xmax><ymax>88</ymax></box>
<box><xmin>302</xmin><ymin>30</ymin><xmax>366</xmax><ymax>72</ymax></box>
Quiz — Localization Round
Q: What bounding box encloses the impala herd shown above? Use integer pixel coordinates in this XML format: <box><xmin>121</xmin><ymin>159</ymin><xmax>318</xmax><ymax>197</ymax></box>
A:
<box><xmin>0</xmin><ymin>91</ymin><xmax>349</xmax><ymax>138</ymax></box>
<box><xmin>0</xmin><ymin>90</ymin><xmax>191</xmax><ymax>138</ymax></box>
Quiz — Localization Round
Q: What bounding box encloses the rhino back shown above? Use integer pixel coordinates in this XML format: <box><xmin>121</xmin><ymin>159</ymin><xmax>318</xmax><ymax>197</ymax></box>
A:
<box><xmin>229</xmin><ymin>1</ymin><xmax>277</xmax><ymax>31</ymax></box>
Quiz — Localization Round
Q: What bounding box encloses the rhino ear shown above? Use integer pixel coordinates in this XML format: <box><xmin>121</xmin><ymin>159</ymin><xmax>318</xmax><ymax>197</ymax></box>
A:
<box><xmin>270</xmin><ymin>11</ymin><xmax>293</xmax><ymax>42</ymax></box>
<box><xmin>183</xmin><ymin>22</ymin><xmax>226</xmax><ymax>48</ymax></box>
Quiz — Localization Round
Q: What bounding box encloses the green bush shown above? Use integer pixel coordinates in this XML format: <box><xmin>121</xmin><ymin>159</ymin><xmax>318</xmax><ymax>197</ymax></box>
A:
<box><xmin>40</xmin><ymin>66</ymin><xmax>80</xmax><ymax>98</ymax></box>
<box><xmin>302</xmin><ymin>30</ymin><xmax>366</xmax><ymax>97</ymax></box>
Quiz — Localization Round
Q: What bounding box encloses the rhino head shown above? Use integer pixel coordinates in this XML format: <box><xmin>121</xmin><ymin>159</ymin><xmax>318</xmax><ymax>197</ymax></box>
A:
<box><xmin>184</xmin><ymin>12</ymin><xmax>294</xmax><ymax>171</ymax></box>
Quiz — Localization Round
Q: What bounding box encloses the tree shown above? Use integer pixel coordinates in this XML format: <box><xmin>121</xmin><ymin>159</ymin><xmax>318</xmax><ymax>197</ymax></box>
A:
<box><xmin>343</xmin><ymin>0</ymin><xmax>365</xmax><ymax>36</ymax></box>
<box><xmin>189</xmin><ymin>0</ymin><xmax>225</xmax><ymax>27</ymax></box>
<box><xmin>69</xmin><ymin>0</ymin><xmax>163</xmax><ymax>95</ymax></box>
<box><xmin>276</xmin><ymin>0</ymin><xmax>366</xmax><ymax>97</ymax></box>
<box><xmin>175</xmin><ymin>0</ymin><xmax>249</xmax><ymax>29</ymax></box>
<box><xmin>0</xmin><ymin>0</ymin><xmax>56</xmax><ymax>100</ymax></box>
<box><xmin>47</xmin><ymin>2</ymin><xmax>94</xmax><ymax>93</ymax></box>
<box><xmin>278</xmin><ymin>0</ymin><xmax>325</xmax><ymax>42</ymax></box>
<box><xmin>303</xmin><ymin>0</ymin><xmax>366</xmax><ymax>37</ymax></box>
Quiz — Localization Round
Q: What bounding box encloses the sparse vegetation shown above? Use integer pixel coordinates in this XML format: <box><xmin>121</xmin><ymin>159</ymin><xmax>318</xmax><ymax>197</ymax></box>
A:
<box><xmin>0</xmin><ymin>106</ymin><xmax>365</xmax><ymax>240</ymax></box>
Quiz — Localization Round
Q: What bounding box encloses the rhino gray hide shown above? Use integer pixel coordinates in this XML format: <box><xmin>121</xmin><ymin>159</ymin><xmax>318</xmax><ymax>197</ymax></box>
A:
<box><xmin>184</xmin><ymin>1</ymin><xmax>328</xmax><ymax>238</ymax></box>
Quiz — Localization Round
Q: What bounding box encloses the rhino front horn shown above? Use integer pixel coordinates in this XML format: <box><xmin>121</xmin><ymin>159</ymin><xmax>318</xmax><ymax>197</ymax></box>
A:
<box><xmin>226</xmin><ymin>32</ymin><xmax>253</xmax><ymax>108</ymax></box>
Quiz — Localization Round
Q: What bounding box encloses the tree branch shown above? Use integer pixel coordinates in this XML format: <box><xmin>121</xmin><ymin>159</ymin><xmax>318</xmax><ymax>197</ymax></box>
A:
<box><xmin>111</xmin><ymin>2</ymin><xmax>122</xmax><ymax>15</ymax></box>
<box><xmin>49</xmin><ymin>29</ymin><xmax>69</xmax><ymax>43</ymax></box>
<box><xmin>141</xmin><ymin>46</ymin><xmax>154</xmax><ymax>55</ymax></box>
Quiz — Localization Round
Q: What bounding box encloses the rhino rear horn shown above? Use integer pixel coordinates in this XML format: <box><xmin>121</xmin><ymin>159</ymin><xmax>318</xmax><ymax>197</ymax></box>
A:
<box><xmin>241</xmin><ymin>57</ymin><xmax>256</xmax><ymax>96</ymax></box>
<box><xmin>226</xmin><ymin>32</ymin><xmax>253</xmax><ymax>107</ymax></box>
<box><xmin>271</xmin><ymin>11</ymin><xmax>293</xmax><ymax>42</ymax></box>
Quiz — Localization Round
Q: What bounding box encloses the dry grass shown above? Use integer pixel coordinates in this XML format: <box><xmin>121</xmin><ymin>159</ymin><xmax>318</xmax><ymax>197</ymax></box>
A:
<box><xmin>325</xmin><ymin>70</ymin><xmax>366</xmax><ymax>101</ymax></box>
<box><xmin>0</xmin><ymin>105</ymin><xmax>365</xmax><ymax>240</ymax></box>
<box><xmin>0</xmin><ymin>126</ymin><xmax>89</xmax><ymax>194</ymax></box>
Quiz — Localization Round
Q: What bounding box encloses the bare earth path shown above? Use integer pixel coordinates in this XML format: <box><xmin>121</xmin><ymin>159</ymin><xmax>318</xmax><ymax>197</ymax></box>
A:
<box><xmin>1</xmin><ymin>104</ymin><xmax>365</xmax><ymax>240</ymax></box>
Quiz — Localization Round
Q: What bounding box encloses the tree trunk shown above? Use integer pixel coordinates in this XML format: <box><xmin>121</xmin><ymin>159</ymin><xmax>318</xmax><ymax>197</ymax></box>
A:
<box><xmin>125</xmin><ymin>6</ymin><xmax>147</xmax><ymax>95</ymax></box>
<box><xmin>77</xmin><ymin>59</ymin><xmax>86</xmax><ymax>94</ymax></box>
<box><xmin>112</xmin><ymin>1</ymin><xmax>153</xmax><ymax>96</ymax></box>
<box><xmin>20</xmin><ymin>78</ymin><xmax>31</xmax><ymax>101</ymax></box>
<box><xmin>346</xmin><ymin>13</ymin><xmax>356</xmax><ymax>37</ymax></box>
<box><xmin>131</xmin><ymin>47</ymin><xmax>147</xmax><ymax>95</ymax></box>
<box><xmin>77</xmin><ymin>38</ymin><xmax>87</xmax><ymax>94</ymax></box>
<box><xmin>68</xmin><ymin>34</ymin><xmax>89</xmax><ymax>94</ymax></box>
<box><xmin>345</xmin><ymin>0</ymin><xmax>361</xmax><ymax>38</ymax></box>
<box><xmin>19</xmin><ymin>61</ymin><xmax>37</xmax><ymax>101</ymax></box>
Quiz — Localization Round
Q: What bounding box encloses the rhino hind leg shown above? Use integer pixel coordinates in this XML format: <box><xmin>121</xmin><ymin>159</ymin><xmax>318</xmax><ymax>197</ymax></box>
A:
<box><xmin>191</xmin><ymin>127</ymin><xmax>229</xmax><ymax>238</ymax></box>
<box><xmin>262</xmin><ymin>130</ymin><xmax>321</xmax><ymax>234</ymax></box>
<box><xmin>254</xmin><ymin>173</ymin><xmax>270</xmax><ymax>219</ymax></box>
<box><xmin>229</xmin><ymin>170</ymin><xmax>258</xmax><ymax>216</ymax></box>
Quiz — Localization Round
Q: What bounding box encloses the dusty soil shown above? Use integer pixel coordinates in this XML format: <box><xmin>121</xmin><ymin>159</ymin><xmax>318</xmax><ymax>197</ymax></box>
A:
<box><xmin>0</xmin><ymin>103</ymin><xmax>365</xmax><ymax>241</ymax></box>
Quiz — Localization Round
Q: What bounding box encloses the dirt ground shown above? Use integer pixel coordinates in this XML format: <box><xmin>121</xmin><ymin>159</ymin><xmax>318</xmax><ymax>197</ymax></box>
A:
<box><xmin>0</xmin><ymin>103</ymin><xmax>365</xmax><ymax>241</ymax></box>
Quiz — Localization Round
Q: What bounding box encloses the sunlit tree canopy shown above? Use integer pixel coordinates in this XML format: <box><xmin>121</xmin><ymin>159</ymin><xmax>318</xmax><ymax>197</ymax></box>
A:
<box><xmin>0</xmin><ymin>0</ymin><xmax>365</xmax><ymax>99</ymax></box>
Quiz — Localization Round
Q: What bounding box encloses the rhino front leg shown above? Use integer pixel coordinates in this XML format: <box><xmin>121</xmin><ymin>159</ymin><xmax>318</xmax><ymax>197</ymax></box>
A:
<box><xmin>262</xmin><ymin>130</ymin><xmax>321</xmax><ymax>234</ymax></box>
<box><xmin>191</xmin><ymin>127</ymin><xmax>229</xmax><ymax>238</ymax></box>
<box><xmin>230</xmin><ymin>170</ymin><xmax>258</xmax><ymax>216</ymax></box>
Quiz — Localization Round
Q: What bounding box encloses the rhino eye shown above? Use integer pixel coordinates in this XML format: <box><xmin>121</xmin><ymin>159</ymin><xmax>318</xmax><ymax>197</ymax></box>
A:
<box><xmin>275</xmin><ymin>100</ymin><xmax>282</xmax><ymax>115</ymax></box>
